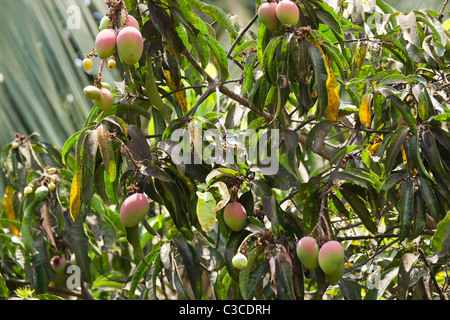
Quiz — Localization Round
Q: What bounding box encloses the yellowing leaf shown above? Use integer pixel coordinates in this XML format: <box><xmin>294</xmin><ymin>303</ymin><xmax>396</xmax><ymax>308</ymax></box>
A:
<box><xmin>97</xmin><ymin>124</ymin><xmax>116</xmax><ymax>183</ymax></box>
<box><xmin>311</xmin><ymin>40</ymin><xmax>340</xmax><ymax>122</ymax></box>
<box><xmin>401</xmin><ymin>145</ymin><xmax>417</xmax><ymax>175</ymax></box>
<box><xmin>2</xmin><ymin>185</ymin><xmax>19</xmax><ymax>236</ymax></box>
<box><xmin>359</xmin><ymin>93</ymin><xmax>373</xmax><ymax>127</ymax></box>
<box><xmin>324</xmin><ymin>66</ymin><xmax>340</xmax><ymax>122</ymax></box>
<box><xmin>369</xmin><ymin>134</ymin><xmax>383</xmax><ymax>156</ymax></box>
<box><xmin>165</xmin><ymin>70</ymin><xmax>188</xmax><ymax>112</ymax></box>
<box><xmin>70</xmin><ymin>166</ymin><xmax>82</xmax><ymax>221</ymax></box>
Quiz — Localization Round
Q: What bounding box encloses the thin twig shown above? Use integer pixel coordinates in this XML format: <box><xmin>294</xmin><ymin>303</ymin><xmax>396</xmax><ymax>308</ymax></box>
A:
<box><xmin>419</xmin><ymin>249</ymin><xmax>447</xmax><ymax>300</ymax></box>
<box><xmin>344</xmin><ymin>238</ymin><xmax>399</xmax><ymax>274</ymax></box>
<box><xmin>161</xmin><ymin>84</ymin><xmax>208</xmax><ymax>98</ymax></box>
<box><xmin>226</xmin><ymin>14</ymin><xmax>258</xmax><ymax>61</ymax></box>
<box><xmin>439</xmin><ymin>0</ymin><xmax>450</xmax><ymax>21</ymax></box>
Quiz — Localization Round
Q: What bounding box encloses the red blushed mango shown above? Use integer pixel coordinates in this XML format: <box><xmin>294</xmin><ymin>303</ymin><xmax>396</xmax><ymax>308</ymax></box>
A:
<box><xmin>120</xmin><ymin>15</ymin><xmax>139</xmax><ymax>29</ymax></box>
<box><xmin>51</xmin><ymin>256</ymin><xmax>66</xmax><ymax>272</ymax></box>
<box><xmin>258</xmin><ymin>2</ymin><xmax>280</xmax><ymax>31</ymax></box>
<box><xmin>120</xmin><ymin>193</ymin><xmax>149</xmax><ymax>227</ymax></box>
<box><xmin>94</xmin><ymin>88</ymin><xmax>114</xmax><ymax>112</ymax></box>
<box><xmin>318</xmin><ymin>240</ymin><xmax>345</xmax><ymax>275</ymax></box>
<box><xmin>117</xmin><ymin>26</ymin><xmax>144</xmax><ymax>65</ymax></box>
<box><xmin>223</xmin><ymin>202</ymin><xmax>247</xmax><ymax>231</ymax></box>
<box><xmin>95</xmin><ymin>29</ymin><xmax>117</xmax><ymax>59</ymax></box>
<box><xmin>276</xmin><ymin>0</ymin><xmax>299</xmax><ymax>26</ymax></box>
<box><xmin>296</xmin><ymin>236</ymin><xmax>319</xmax><ymax>270</ymax></box>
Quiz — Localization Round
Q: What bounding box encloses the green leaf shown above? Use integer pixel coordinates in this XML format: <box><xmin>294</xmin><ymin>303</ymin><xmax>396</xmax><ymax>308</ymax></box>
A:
<box><xmin>411</xmin><ymin>191</ymin><xmax>427</xmax><ymax>239</ymax></box>
<box><xmin>429</xmin><ymin>113</ymin><xmax>450</xmax><ymax>123</ymax></box>
<box><xmin>205</xmin><ymin>34</ymin><xmax>229</xmax><ymax>82</ymax></box>
<box><xmin>64</xmin><ymin>210</ymin><xmax>92</xmax><ymax>283</ymax></box>
<box><xmin>416</xmin><ymin>176</ymin><xmax>440</xmax><ymax>222</ymax></box>
<box><xmin>384</xmin><ymin>126</ymin><xmax>410</xmax><ymax>173</ymax></box>
<box><xmin>312</xmin><ymin>0</ymin><xmax>344</xmax><ymax>42</ymax></box>
<box><xmin>398</xmin><ymin>253</ymin><xmax>419</xmax><ymax>300</ymax></box>
<box><xmin>129</xmin><ymin>246</ymin><xmax>162</xmax><ymax>299</ymax></box>
<box><xmin>125</xmin><ymin>225</ymin><xmax>146</xmax><ymax>264</ymax></box>
<box><xmin>398</xmin><ymin>179</ymin><xmax>415</xmax><ymax>241</ymax></box>
<box><xmin>196</xmin><ymin>191</ymin><xmax>216</xmax><ymax>233</ymax></box>
<box><xmin>341</xmin><ymin>186</ymin><xmax>378</xmax><ymax>234</ymax></box>
<box><xmin>421</xmin><ymin>129</ymin><xmax>450</xmax><ymax>189</ymax></box>
<box><xmin>184</xmin><ymin>0</ymin><xmax>238</xmax><ymax>38</ymax></box>
<box><xmin>431</xmin><ymin>211</ymin><xmax>450</xmax><ymax>258</ymax></box>
<box><xmin>339</xmin><ymin>279</ymin><xmax>362</xmax><ymax>300</ymax></box>
<box><xmin>105</xmin><ymin>104</ymin><xmax>151</xmax><ymax>119</ymax></box>
<box><xmin>21</xmin><ymin>200</ymin><xmax>39</xmax><ymax>254</ymax></box>
<box><xmin>144</xmin><ymin>57</ymin><xmax>173</xmax><ymax>124</ymax></box>
<box><xmin>0</xmin><ymin>273</ymin><xmax>9</xmax><ymax>298</ymax></box>
<box><xmin>330</xmin><ymin>168</ymin><xmax>380</xmax><ymax>190</ymax></box>
<box><xmin>239</xmin><ymin>246</ymin><xmax>263</xmax><ymax>300</ymax></box>
<box><xmin>62</xmin><ymin>129</ymin><xmax>86</xmax><ymax>166</ymax></box>
<box><xmin>380</xmin><ymin>89</ymin><xmax>417</xmax><ymax>134</ymax></box>
<box><xmin>263</xmin><ymin>36</ymin><xmax>283</xmax><ymax>84</ymax></box>
<box><xmin>309</xmin><ymin>42</ymin><xmax>329</xmax><ymax>119</ymax></box>
<box><xmin>173</xmin><ymin>237</ymin><xmax>203</xmax><ymax>299</ymax></box>
<box><xmin>306</xmin><ymin>120</ymin><xmax>334</xmax><ymax>153</ymax></box>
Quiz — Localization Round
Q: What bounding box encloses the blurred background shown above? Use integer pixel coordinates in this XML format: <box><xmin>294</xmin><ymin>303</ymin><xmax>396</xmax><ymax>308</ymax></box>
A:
<box><xmin>0</xmin><ymin>0</ymin><xmax>446</xmax><ymax>195</ymax></box>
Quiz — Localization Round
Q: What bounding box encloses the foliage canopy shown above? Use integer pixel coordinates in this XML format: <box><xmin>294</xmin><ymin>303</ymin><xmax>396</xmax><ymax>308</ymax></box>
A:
<box><xmin>0</xmin><ymin>0</ymin><xmax>449</xmax><ymax>300</ymax></box>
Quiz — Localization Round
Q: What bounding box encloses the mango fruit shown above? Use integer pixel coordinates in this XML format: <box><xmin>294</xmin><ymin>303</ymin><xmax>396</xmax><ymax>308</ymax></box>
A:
<box><xmin>318</xmin><ymin>240</ymin><xmax>345</xmax><ymax>276</ymax></box>
<box><xmin>296</xmin><ymin>236</ymin><xmax>320</xmax><ymax>270</ymax></box>
<box><xmin>232</xmin><ymin>252</ymin><xmax>248</xmax><ymax>270</ymax></box>
<box><xmin>276</xmin><ymin>0</ymin><xmax>299</xmax><ymax>26</ymax></box>
<box><xmin>120</xmin><ymin>193</ymin><xmax>150</xmax><ymax>227</ymax></box>
<box><xmin>95</xmin><ymin>28</ymin><xmax>117</xmax><ymax>59</ymax></box>
<box><xmin>258</xmin><ymin>2</ymin><xmax>280</xmax><ymax>31</ymax></box>
<box><xmin>223</xmin><ymin>202</ymin><xmax>247</xmax><ymax>232</ymax></box>
<box><xmin>116</xmin><ymin>26</ymin><xmax>143</xmax><ymax>65</ymax></box>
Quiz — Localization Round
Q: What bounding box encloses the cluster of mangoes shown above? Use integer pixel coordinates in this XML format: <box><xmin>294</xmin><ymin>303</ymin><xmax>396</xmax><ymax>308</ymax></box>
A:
<box><xmin>82</xmin><ymin>12</ymin><xmax>144</xmax><ymax>112</ymax></box>
<box><xmin>258</xmin><ymin>0</ymin><xmax>299</xmax><ymax>31</ymax></box>
<box><xmin>95</xmin><ymin>14</ymin><xmax>143</xmax><ymax>66</ymax></box>
<box><xmin>296</xmin><ymin>237</ymin><xmax>345</xmax><ymax>283</ymax></box>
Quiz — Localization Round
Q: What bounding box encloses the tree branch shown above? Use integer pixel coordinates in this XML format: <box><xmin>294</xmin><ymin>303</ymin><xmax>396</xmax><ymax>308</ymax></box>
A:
<box><xmin>226</xmin><ymin>14</ymin><xmax>259</xmax><ymax>61</ymax></box>
<box><xmin>297</xmin><ymin>132</ymin><xmax>333</xmax><ymax>160</ymax></box>
<box><xmin>439</xmin><ymin>0</ymin><xmax>450</xmax><ymax>21</ymax></box>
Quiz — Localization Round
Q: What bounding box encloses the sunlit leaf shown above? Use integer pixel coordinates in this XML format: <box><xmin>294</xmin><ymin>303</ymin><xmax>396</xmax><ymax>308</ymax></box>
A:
<box><xmin>359</xmin><ymin>93</ymin><xmax>373</xmax><ymax>128</ymax></box>
<box><xmin>2</xmin><ymin>185</ymin><xmax>19</xmax><ymax>236</ymax></box>
<box><xmin>196</xmin><ymin>191</ymin><xmax>216</xmax><ymax>233</ymax></box>
<box><xmin>69</xmin><ymin>165</ymin><xmax>82</xmax><ymax>221</ymax></box>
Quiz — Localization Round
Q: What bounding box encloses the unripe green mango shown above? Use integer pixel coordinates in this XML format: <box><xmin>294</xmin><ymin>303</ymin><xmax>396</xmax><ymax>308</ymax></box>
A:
<box><xmin>296</xmin><ymin>236</ymin><xmax>319</xmax><ymax>270</ymax></box>
<box><xmin>83</xmin><ymin>85</ymin><xmax>101</xmax><ymax>100</ymax></box>
<box><xmin>35</xmin><ymin>185</ymin><xmax>49</xmax><ymax>201</ymax></box>
<box><xmin>318</xmin><ymin>240</ymin><xmax>345</xmax><ymax>275</ymax></box>
<box><xmin>117</xmin><ymin>26</ymin><xmax>143</xmax><ymax>65</ymax></box>
<box><xmin>99</xmin><ymin>16</ymin><xmax>111</xmax><ymax>31</ymax></box>
<box><xmin>232</xmin><ymin>252</ymin><xmax>248</xmax><ymax>270</ymax></box>
<box><xmin>95</xmin><ymin>29</ymin><xmax>117</xmax><ymax>59</ymax></box>
<box><xmin>258</xmin><ymin>2</ymin><xmax>280</xmax><ymax>31</ymax></box>
<box><xmin>120</xmin><ymin>193</ymin><xmax>150</xmax><ymax>227</ymax></box>
<box><xmin>223</xmin><ymin>202</ymin><xmax>247</xmax><ymax>232</ymax></box>
<box><xmin>276</xmin><ymin>0</ymin><xmax>299</xmax><ymax>26</ymax></box>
